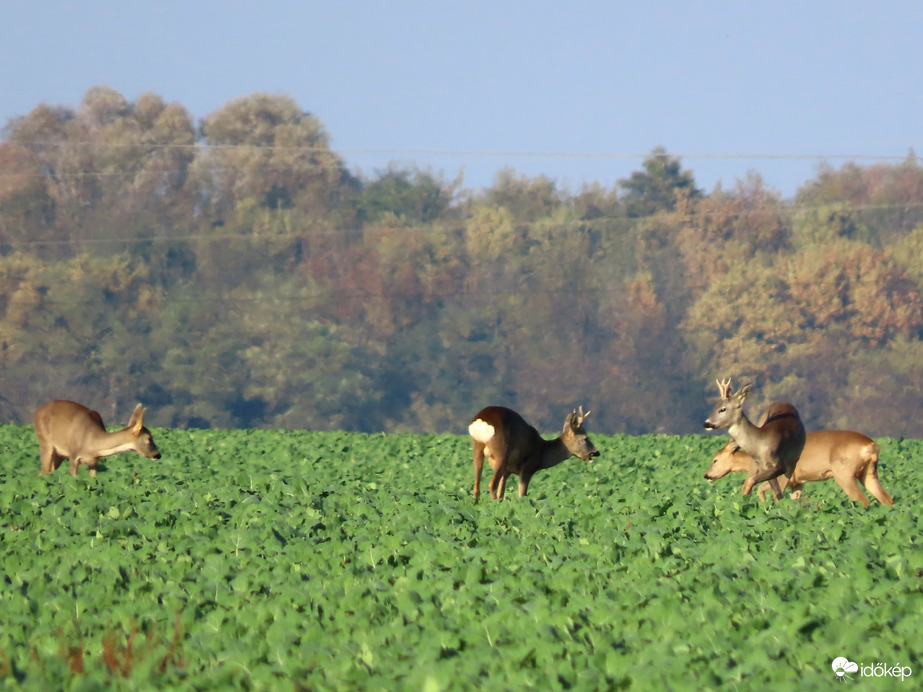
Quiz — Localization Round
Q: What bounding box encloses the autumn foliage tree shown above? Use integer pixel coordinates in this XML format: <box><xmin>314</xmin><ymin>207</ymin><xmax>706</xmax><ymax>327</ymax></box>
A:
<box><xmin>2</xmin><ymin>88</ymin><xmax>923</xmax><ymax>436</ymax></box>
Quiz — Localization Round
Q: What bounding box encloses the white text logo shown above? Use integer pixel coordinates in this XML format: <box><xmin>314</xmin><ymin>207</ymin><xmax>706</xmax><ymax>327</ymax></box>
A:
<box><xmin>832</xmin><ymin>657</ymin><xmax>912</xmax><ymax>682</ymax></box>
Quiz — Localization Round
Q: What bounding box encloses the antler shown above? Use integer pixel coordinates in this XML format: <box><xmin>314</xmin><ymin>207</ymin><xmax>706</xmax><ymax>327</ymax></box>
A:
<box><xmin>716</xmin><ymin>378</ymin><xmax>733</xmax><ymax>399</ymax></box>
<box><xmin>572</xmin><ymin>406</ymin><xmax>591</xmax><ymax>427</ymax></box>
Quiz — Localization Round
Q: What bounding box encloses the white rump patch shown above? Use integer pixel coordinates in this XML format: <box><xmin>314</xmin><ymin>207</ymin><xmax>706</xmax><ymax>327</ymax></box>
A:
<box><xmin>468</xmin><ymin>419</ymin><xmax>495</xmax><ymax>444</ymax></box>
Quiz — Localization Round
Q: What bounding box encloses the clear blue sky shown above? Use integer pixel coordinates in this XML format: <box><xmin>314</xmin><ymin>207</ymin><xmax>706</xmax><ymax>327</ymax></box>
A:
<box><xmin>3</xmin><ymin>1</ymin><xmax>920</xmax><ymax>198</ymax></box>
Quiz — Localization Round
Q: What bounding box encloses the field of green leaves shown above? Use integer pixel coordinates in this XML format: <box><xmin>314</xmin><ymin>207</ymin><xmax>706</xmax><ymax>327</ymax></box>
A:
<box><xmin>0</xmin><ymin>425</ymin><xmax>920</xmax><ymax>690</ymax></box>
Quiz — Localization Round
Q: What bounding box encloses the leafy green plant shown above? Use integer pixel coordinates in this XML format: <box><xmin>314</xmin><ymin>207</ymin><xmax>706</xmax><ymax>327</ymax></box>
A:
<box><xmin>0</xmin><ymin>425</ymin><xmax>918</xmax><ymax>690</ymax></box>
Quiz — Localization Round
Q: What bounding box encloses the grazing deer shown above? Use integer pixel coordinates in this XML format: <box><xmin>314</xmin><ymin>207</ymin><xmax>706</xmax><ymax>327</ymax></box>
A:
<box><xmin>705</xmin><ymin>430</ymin><xmax>893</xmax><ymax>506</ymax></box>
<box><xmin>703</xmin><ymin>380</ymin><xmax>806</xmax><ymax>500</ymax></box>
<box><xmin>469</xmin><ymin>405</ymin><xmax>600</xmax><ymax>500</ymax></box>
<box><xmin>34</xmin><ymin>400</ymin><xmax>162</xmax><ymax>477</ymax></box>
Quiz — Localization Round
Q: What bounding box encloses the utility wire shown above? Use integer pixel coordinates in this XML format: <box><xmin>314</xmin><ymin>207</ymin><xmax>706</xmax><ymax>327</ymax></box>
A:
<box><xmin>6</xmin><ymin>140</ymin><xmax>918</xmax><ymax>161</ymax></box>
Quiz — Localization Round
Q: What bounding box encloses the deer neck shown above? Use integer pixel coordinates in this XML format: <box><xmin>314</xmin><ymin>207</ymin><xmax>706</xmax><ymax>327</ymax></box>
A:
<box><xmin>539</xmin><ymin>437</ymin><xmax>572</xmax><ymax>470</ymax></box>
<box><xmin>84</xmin><ymin>426</ymin><xmax>137</xmax><ymax>457</ymax></box>
<box><xmin>728</xmin><ymin>414</ymin><xmax>761</xmax><ymax>454</ymax></box>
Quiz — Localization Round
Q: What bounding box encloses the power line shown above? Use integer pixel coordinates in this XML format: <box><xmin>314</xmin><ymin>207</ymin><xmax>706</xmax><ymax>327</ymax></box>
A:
<box><xmin>6</xmin><ymin>140</ymin><xmax>918</xmax><ymax>162</ymax></box>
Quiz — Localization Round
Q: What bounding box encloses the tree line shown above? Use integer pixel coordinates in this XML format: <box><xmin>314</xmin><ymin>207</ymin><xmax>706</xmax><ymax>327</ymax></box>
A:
<box><xmin>2</xmin><ymin>86</ymin><xmax>922</xmax><ymax>436</ymax></box>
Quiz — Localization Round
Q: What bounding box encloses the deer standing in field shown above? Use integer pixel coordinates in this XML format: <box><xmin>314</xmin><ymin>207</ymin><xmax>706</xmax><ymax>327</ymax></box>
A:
<box><xmin>704</xmin><ymin>430</ymin><xmax>893</xmax><ymax>506</ymax></box>
<box><xmin>34</xmin><ymin>400</ymin><xmax>162</xmax><ymax>477</ymax></box>
<box><xmin>469</xmin><ymin>406</ymin><xmax>600</xmax><ymax>500</ymax></box>
<box><xmin>703</xmin><ymin>380</ymin><xmax>806</xmax><ymax>500</ymax></box>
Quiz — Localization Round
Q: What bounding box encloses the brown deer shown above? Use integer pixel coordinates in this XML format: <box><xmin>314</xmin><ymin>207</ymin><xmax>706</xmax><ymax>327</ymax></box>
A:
<box><xmin>34</xmin><ymin>400</ymin><xmax>162</xmax><ymax>477</ymax></box>
<box><xmin>469</xmin><ymin>406</ymin><xmax>600</xmax><ymax>500</ymax></box>
<box><xmin>703</xmin><ymin>380</ymin><xmax>806</xmax><ymax>500</ymax></box>
<box><xmin>705</xmin><ymin>430</ymin><xmax>893</xmax><ymax>506</ymax></box>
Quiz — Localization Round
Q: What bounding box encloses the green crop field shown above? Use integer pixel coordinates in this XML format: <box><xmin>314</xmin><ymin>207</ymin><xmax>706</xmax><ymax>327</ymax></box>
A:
<box><xmin>0</xmin><ymin>425</ymin><xmax>920</xmax><ymax>690</ymax></box>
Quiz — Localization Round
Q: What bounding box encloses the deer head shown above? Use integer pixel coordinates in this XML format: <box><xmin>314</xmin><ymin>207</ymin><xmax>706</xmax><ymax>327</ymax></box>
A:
<box><xmin>563</xmin><ymin>406</ymin><xmax>599</xmax><ymax>461</ymax></box>
<box><xmin>704</xmin><ymin>380</ymin><xmax>752</xmax><ymax>430</ymax></box>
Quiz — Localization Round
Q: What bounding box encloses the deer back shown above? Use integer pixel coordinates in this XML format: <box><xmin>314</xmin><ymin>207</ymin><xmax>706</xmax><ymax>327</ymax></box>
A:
<box><xmin>754</xmin><ymin>402</ymin><xmax>805</xmax><ymax>475</ymax></box>
<box><xmin>34</xmin><ymin>400</ymin><xmax>108</xmax><ymax>456</ymax></box>
<box><xmin>789</xmin><ymin>430</ymin><xmax>877</xmax><ymax>482</ymax></box>
<box><xmin>468</xmin><ymin>406</ymin><xmax>544</xmax><ymax>473</ymax></box>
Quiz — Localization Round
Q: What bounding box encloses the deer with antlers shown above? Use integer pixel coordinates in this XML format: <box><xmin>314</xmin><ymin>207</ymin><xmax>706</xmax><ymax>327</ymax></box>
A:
<box><xmin>703</xmin><ymin>379</ymin><xmax>806</xmax><ymax>500</ymax></box>
<box><xmin>469</xmin><ymin>405</ymin><xmax>600</xmax><ymax>500</ymax></box>
<box><xmin>705</xmin><ymin>429</ymin><xmax>893</xmax><ymax>506</ymax></box>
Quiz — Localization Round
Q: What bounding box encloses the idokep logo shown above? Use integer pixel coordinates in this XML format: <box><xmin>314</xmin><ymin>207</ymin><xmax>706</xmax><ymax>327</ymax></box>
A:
<box><xmin>832</xmin><ymin>657</ymin><xmax>858</xmax><ymax>681</ymax></box>
<box><xmin>832</xmin><ymin>657</ymin><xmax>913</xmax><ymax>682</ymax></box>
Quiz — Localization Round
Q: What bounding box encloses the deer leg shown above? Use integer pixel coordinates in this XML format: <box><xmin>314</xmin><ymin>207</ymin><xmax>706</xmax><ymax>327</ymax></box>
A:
<box><xmin>766</xmin><ymin>477</ymin><xmax>784</xmax><ymax>500</ymax></box>
<box><xmin>756</xmin><ymin>482</ymin><xmax>771</xmax><ymax>502</ymax></box>
<box><xmin>472</xmin><ymin>442</ymin><xmax>485</xmax><ymax>500</ymax></box>
<box><xmin>743</xmin><ymin>462</ymin><xmax>786</xmax><ymax>496</ymax></box>
<box><xmin>741</xmin><ymin>475</ymin><xmax>757</xmax><ymax>496</ymax></box>
<box><xmin>38</xmin><ymin>443</ymin><xmax>59</xmax><ymax>475</ymax></box>
<box><xmin>497</xmin><ymin>473</ymin><xmax>509</xmax><ymax>500</ymax></box>
<box><xmin>69</xmin><ymin>457</ymin><xmax>80</xmax><ymax>477</ymax></box>
<box><xmin>759</xmin><ymin>475</ymin><xmax>791</xmax><ymax>502</ymax></box>
<box><xmin>832</xmin><ymin>471</ymin><xmax>871</xmax><ymax>507</ymax></box>
<box><xmin>489</xmin><ymin>468</ymin><xmax>506</xmax><ymax>500</ymax></box>
<box><xmin>776</xmin><ymin>474</ymin><xmax>791</xmax><ymax>496</ymax></box>
<box><xmin>518</xmin><ymin>470</ymin><xmax>534</xmax><ymax>498</ymax></box>
<box><xmin>861</xmin><ymin>465</ymin><xmax>894</xmax><ymax>506</ymax></box>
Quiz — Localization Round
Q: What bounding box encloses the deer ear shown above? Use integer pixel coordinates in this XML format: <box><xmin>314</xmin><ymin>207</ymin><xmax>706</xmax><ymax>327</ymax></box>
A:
<box><xmin>129</xmin><ymin>404</ymin><xmax>146</xmax><ymax>433</ymax></box>
<box><xmin>736</xmin><ymin>383</ymin><xmax>752</xmax><ymax>400</ymax></box>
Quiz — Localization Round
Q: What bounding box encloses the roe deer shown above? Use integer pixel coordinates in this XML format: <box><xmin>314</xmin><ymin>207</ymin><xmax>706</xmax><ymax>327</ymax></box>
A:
<box><xmin>469</xmin><ymin>406</ymin><xmax>600</xmax><ymax>500</ymax></box>
<box><xmin>34</xmin><ymin>400</ymin><xmax>161</xmax><ymax>477</ymax></box>
<box><xmin>705</xmin><ymin>430</ymin><xmax>893</xmax><ymax>506</ymax></box>
<box><xmin>703</xmin><ymin>380</ymin><xmax>806</xmax><ymax>500</ymax></box>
